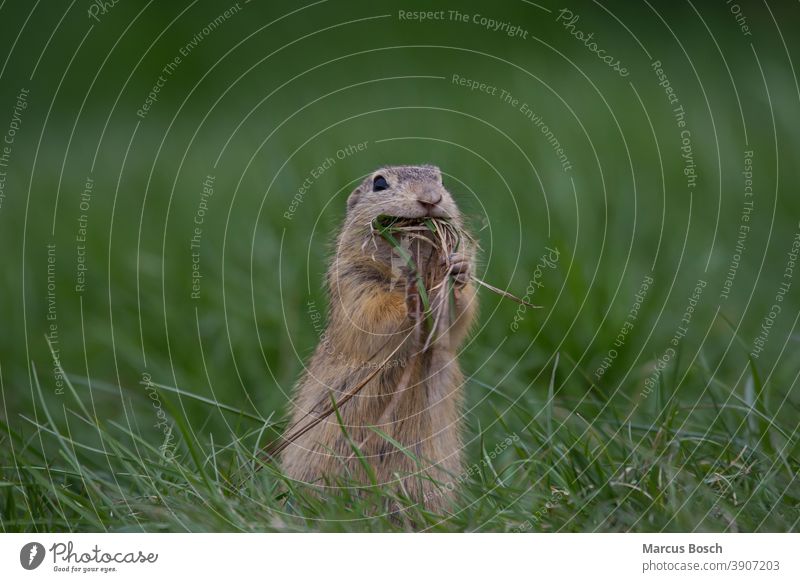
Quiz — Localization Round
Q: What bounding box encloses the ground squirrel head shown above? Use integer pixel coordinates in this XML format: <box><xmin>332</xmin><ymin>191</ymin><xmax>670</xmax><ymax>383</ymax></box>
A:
<box><xmin>334</xmin><ymin>165</ymin><xmax>467</xmax><ymax>280</ymax></box>
<box><xmin>345</xmin><ymin>165</ymin><xmax>462</xmax><ymax>224</ymax></box>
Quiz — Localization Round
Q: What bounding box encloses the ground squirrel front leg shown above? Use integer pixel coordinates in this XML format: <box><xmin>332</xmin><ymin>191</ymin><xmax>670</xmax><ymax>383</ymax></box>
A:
<box><xmin>447</xmin><ymin>251</ymin><xmax>478</xmax><ymax>347</ymax></box>
<box><xmin>448</xmin><ymin>251</ymin><xmax>472</xmax><ymax>288</ymax></box>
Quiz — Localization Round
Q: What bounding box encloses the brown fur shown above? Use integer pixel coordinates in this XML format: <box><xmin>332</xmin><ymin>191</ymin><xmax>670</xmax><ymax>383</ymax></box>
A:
<box><xmin>281</xmin><ymin>165</ymin><xmax>478</xmax><ymax>513</ymax></box>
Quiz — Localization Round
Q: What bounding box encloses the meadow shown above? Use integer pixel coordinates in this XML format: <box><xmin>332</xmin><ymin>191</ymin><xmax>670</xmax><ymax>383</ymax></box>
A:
<box><xmin>0</xmin><ymin>0</ymin><xmax>798</xmax><ymax>531</ymax></box>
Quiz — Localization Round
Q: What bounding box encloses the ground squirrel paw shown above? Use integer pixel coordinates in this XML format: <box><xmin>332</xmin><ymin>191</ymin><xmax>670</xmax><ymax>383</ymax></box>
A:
<box><xmin>446</xmin><ymin>252</ymin><xmax>471</xmax><ymax>288</ymax></box>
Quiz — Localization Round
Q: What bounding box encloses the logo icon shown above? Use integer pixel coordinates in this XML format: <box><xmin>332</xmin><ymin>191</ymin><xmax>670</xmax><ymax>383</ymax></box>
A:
<box><xmin>20</xmin><ymin>542</ymin><xmax>46</xmax><ymax>570</ymax></box>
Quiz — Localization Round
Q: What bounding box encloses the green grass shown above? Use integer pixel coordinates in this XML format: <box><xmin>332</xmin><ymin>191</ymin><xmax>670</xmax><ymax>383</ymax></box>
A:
<box><xmin>1</xmin><ymin>328</ymin><xmax>797</xmax><ymax>532</ymax></box>
<box><xmin>1</xmin><ymin>0</ymin><xmax>799</xmax><ymax>532</ymax></box>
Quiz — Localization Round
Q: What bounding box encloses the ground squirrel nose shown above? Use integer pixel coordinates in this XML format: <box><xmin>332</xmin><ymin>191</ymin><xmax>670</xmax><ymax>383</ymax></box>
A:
<box><xmin>417</xmin><ymin>189</ymin><xmax>442</xmax><ymax>208</ymax></box>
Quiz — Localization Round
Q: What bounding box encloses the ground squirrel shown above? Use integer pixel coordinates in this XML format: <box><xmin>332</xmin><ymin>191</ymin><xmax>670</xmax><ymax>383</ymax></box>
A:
<box><xmin>281</xmin><ymin>164</ymin><xmax>478</xmax><ymax>513</ymax></box>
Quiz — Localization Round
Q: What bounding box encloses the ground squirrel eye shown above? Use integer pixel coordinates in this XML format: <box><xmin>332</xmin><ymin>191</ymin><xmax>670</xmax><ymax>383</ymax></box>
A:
<box><xmin>372</xmin><ymin>175</ymin><xmax>389</xmax><ymax>192</ymax></box>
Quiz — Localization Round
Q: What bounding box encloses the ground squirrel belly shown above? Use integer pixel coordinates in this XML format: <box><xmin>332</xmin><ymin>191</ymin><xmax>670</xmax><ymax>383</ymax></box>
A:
<box><xmin>281</xmin><ymin>165</ymin><xmax>478</xmax><ymax>512</ymax></box>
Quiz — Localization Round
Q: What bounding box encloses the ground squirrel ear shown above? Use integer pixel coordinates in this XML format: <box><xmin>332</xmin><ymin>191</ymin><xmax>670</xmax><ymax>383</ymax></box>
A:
<box><xmin>346</xmin><ymin>187</ymin><xmax>361</xmax><ymax>211</ymax></box>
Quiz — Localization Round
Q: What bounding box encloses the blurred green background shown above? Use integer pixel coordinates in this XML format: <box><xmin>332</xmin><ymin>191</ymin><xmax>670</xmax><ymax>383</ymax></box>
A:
<box><xmin>0</xmin><ymin>0</ymin><xmax>798</xmax><ymax>531</ymax></box>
